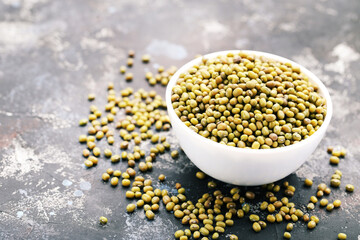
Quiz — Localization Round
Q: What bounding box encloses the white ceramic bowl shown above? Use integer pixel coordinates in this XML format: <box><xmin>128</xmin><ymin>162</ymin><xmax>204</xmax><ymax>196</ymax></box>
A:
<box><xmin>166</xmin><ymin>50</ymin><xmax>332</xmax><ymax>186</ymax></box>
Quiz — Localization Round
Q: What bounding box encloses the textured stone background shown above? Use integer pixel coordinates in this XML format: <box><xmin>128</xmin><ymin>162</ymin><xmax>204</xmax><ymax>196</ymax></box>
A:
<box><xmin>0</xmin><ymin>0</ymin><xmax>359</xmax><ymax>239</ymax></box>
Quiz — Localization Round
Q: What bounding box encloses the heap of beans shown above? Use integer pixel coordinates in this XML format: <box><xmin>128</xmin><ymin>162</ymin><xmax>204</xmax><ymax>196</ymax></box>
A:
<box><xmin>171</xmin><ymin>52</ymin><xmax>327</xmax><ymax>149</ymax></box>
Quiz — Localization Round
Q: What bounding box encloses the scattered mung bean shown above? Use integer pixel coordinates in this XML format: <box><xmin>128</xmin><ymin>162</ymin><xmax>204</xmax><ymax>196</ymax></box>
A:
<box><xmin>307</xmin><ymin>220</ymin><xmax>316</xmax><ymax>229</ymax></box>
<box><xmin>338</xmin><ymin>233</ymin><xmax>347</xmax><ymax>240</ymax></box>
<box><xmin>304</xmin><ymin>179</ymin><xmax>313</xmax><ymax>187</ymax></box>
<box><xmin>126</xmin><ymin>203</ymin><xmax>136</xmax><ymax>213</ymax></box>
<box><xmin>345</xmin><ymin>184</ymin><xmax>354</xmax><ymax>192</ymax></box>
<box><xmin>99</xmin><ymin>216</ymin><xmax>107</xmax><ymax>225</ymax></box>
<box><xmin>196</xmin><ymin>171</ymin><xmax>206</xmax><ymax>180</ymax></box>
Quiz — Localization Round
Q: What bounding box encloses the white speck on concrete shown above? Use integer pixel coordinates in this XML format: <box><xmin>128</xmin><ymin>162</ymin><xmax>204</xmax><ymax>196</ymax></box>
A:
<box><xmin>20</xmin><ymin>0</ymin><xmax>49</xmax><ymax>21</ymax></box>
<box><xmin>16</xmin><ymin>211</ymin><xmax>24</xmax><ymax>218</ymax></box>
<box><xmin>0</xmin><ymin>22</ymin><xmax>38</xmax><ymax>53</ymax></box>
<box><xmin>40</xmin><ymin>146</ymin><xmax>76</xmax><ymax>171</ymax></box>
<box><xmin>79</xmin><ymin>181</ymin><xmax>91</xmax><ymax>191</ymax></box>
<box><xmin>2</xmin><ymin>0</ymin><xmax>21</xmax><ymax>8</ymax></box>
<box><xmin>43</xmin><ymin>31</ymin><xmax>69</xmax><ymax>52</ymax></box>
<box><xmin>19</xmin><ymin>189</ymin><xmax>28</xmax><ymax>196</ymax></box>
<box><xmin>0</xmin><ymin>110</ymin><xmax>14</xmax><ymax>116</ymax></box>
<box><xmin>324</xmin><ymin>42</ymin><xmax>360</xmax><ymax>74</ymax></box>
<box><xmin>80</xmin><ymin>37</ymin><xmax>121</xmax><ymax>55</ymax></box>
<box><xmin>235</xmin><ymin>39</ymin><xmax>249</xmax><ymax>49</ymax></box>
<box><xmin>328</xmin><ymin>88</ymin><xmax>360</xmax><ymax>120</ymax></box>
<box><xmin>73</xmin><ymin>190</ymin><xmax>83</xmax><ymax>197</ymax></box>
<box><xmin>95</xmin><ymin>28</ymin><xmax>114</xmax><ymax>39</ymax></box>
<box><xmin>0</xmin><ymin>137</ymin><xmax>43</xmax><ymax>180</ymax></box>
<box><xmin>67</xmin><ymin>200</ymin><xmax>73</xmax><ymax>205</ymax></box>
<box><xmin>62</xmin><ymin>179</ymin><xmax>73</xmax><ymax>187</ymax></box>
<box><xmin>103</xmin><ymin>207</ymin><xmax>113</xmax><ymax>215</ymax></box>
<box><xmin>315</xmin><ymin>3</ymin><xmax>338</xmax><ymax>16</ymax></box>
<box><xmin>107</xmin><ymin>6</ymin><xmax>117</xmax><ymax>14</ymax></box>
<box><xmin>3</xmin><ymin>186</ymin><xmax>86</xmax><ymax>226</ymax></box>
<box><xmin>30</xmin><ymin>111</ymin><xmax>72</xmax><ymax>129</ymax></box>
<box><xmin>279</xmin><ymin>22</ymin><xmax>297</xmax><ymax>32</ymax></box>
<box><xmin>201</xmin><ymin>20</ymin><xmax>229</xmax><ymax>51</ymax></box>
<box><xmin>152</xmin><ymin>63</ymin><xmax>160</xmax><ymax>69</ymax></box>
<box><xmin>42</xmin><ymin>29</ymin><xmax>86</xmax><ymax>71</ymax></box>
<box><xmin>201</xmin><ymin>20</ymin><xmax>229</xmax><ymax>35</ymax></box>
<box><xmin>83</xmin><ymin>74</ymin><xmax>97</xmax><ymax>92</ymax></box>
<box><xmin>146</xmin><ymin>39</ymin><xmax>188</xmax><ymax>60</ymax></box>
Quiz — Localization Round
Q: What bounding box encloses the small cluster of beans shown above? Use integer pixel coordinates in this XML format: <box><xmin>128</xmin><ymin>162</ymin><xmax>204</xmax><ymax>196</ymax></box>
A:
<box><xmin>304</xmin><ymin>179</ymin><xmax>346</xmax><ymax>238</ymax></box>
<box><xmin>120</xmin><ymin>49</ymin><xmax>178</xmax><ymax>86</ymax></box>
<box><xmin>127</xmin><ymin>181</ymin><xmax>186</xmax><ymax>221</ymax></box>
<box><xmin>171</xmin><ymin>180</ymin><xmax>324</xmax><ymax>240</ymax></box>
<box><xmin>171</xmin><ymin>52</ymin><xmax>327</xmax><ymax>149</ymax></box>
<box><xmin>305</xmin><ymin>173</ymin><xmax>349</xmax><ymax>211</ymax></box>
<box><xmin>301</xmin><ymin>145</ymin><xmax>357</xmax><ymax>240</ymax></box>
<box><xmin>145</xmin><ymin>66</ymin><xmax>178</xmax><ymax>86</ymax></box>
<box><xmin>330</xmin><ymin>170</ymin><xmax>342</xmax><ymax>188</ymax></box>
<box><xmin>79</xmin><ymin>85</ymin><xmax>180</xmax><ymax>169</ymax></box>
<box><xmin>327</xmin><ymin>146</ymin><xmax>354</xmax><ymax>192</ymax></box>
<box><xmin>119</xmin><ymin>50</ymin><xmax>151</xmax><ymax>81</ymax></box>
<box><xmin>327</xmin><ymin>146</ymin><xmax>346</xmax><ymax>165</ymax></box>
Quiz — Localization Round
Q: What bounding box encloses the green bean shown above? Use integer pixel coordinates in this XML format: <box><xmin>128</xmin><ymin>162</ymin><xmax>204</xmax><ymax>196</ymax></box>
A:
<box><xmin>338</xmin><ymin>233</ymin><xmax>347</xmax><ymax>240</ymax></box>
<box><xmin>345</xmin><ymin>184</ymin><xmax>354</xmax><ymax>192</ymax></box>
<box><xmin>252</xmin><ymin>222</ymin><xmax>261</xmax><ymax>232</ymax></box>
<box><xmin>304</xmin><ymin>178</ymin><xmax>313</xmax><ymax>187</ymax></box>
<box><xmin>307</xmin><ymin>220</ymin><xmax>316</xmax><ymax>229</ymax></box>
<box><xmin>99</xmin><ymin>216</ymin><xmax>107</xmax><ymax>224</ymax></box>
<box><xmin>284</xmin><ymin>232</ymin><xmax>291</xmax><ymax>239</ymax></box>
<box><xmin>126</xmin><ymin>203</ymin><xmax>136</xmax><ymax>212</ymax></box>
<box><xmin>196</xmin><ymin>171</ymin><xmax>206</xmax><ymax>180</ymax></box>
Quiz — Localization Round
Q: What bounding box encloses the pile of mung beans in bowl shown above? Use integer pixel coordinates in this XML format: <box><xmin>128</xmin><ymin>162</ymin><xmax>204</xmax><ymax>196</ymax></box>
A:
<box><xmin>166</xmin><ymin>50</ymin><xmax>333</xmax><ymax>186</ymax></box>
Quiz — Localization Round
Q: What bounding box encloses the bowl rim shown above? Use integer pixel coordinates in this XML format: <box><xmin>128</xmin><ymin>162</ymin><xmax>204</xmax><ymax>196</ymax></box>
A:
<box><xmin>166</xmin><ymin>50</ymin><xmax>333</xmax><ymax>155</ymax></box>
